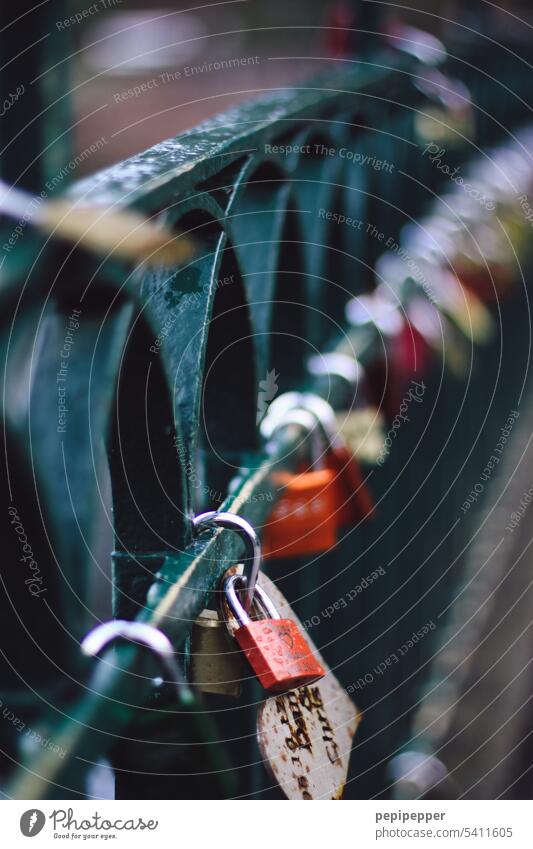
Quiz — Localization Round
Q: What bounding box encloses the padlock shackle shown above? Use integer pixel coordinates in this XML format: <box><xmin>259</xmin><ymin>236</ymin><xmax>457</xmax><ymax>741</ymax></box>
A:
<box><xmin>261</xmin><ymin>398</ymin><xmax>328</xmax><ymax>469</ymax></box>
<box><xmin>261</xmin><ymin>391</ymin><xmax>338</xmax><ymax>453</ymax></box>
<box><xmin>223</xmin><ymin>574</ymin><xmax>279</xmax><ymax>628</ymax></box>
<box><xmin>307</xmin><ymin>351</ymin><xmax>362</xmax><ymax>389</ymax></box>
<box><xmin>81</xmin><ymin>620</ymin><xmax>189</xmax><ymax>702</ymax></box>
<box><xmin>193</xmin><ymin>512</ymin><xmax>261</xmax><ymax>612</ymax></box>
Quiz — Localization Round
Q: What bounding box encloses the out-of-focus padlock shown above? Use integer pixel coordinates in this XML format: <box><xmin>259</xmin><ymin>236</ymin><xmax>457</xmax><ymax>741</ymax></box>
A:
<box><xmin>262</xmin><ymin>394</ymin><xmax>375</xmax><ymax>555</ymax></box>
<box><xmin>220</xmin><ymin>573</ymin><xmax>325</xmax><ymax>693</ymax></box>
<box><xmin>412</xmin><ymin>66</ymin><xmax>474</xmax><ymax>145</ymax></box>
<box><xmin>335</xmin><ymin>406</ymin><xmax>386</xmax><ymax>466</ymax></box>
<box><xmin>189</xmin><ymin>606</ymin><xmax>249</xmax><ymax>697</ymax></box>
<box><xmin>346</xmin><ymin>288</ymin><xmax>436</xmax><ymax>418</ymax></box>
<box><xmin>299</xmin><ymin>393</ymin><xmax>375</xmax><ymax>527</ymax></box>
<box><xmin>261</xmin><ymin>407</ymin><xmax>340</xmax><ymax>559</ymax></box>
<box><xmin>307</xmin><ymin>352</ymin><xmax>387</xmax><ymax>466</ymax></box>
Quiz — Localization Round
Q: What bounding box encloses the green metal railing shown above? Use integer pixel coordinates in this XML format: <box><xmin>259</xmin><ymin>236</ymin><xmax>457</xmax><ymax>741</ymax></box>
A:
<box><xmin>1</xmin><ymin>10</ymin><xmax>533</xmax><ymax>800</ymax></box>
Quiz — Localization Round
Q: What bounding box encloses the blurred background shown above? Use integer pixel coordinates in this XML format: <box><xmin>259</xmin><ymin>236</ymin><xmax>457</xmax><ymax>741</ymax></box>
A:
<box><xmin>66</xmin><ymin>0</ymin><xmax>533</xmax><ymax>170</ymax></box>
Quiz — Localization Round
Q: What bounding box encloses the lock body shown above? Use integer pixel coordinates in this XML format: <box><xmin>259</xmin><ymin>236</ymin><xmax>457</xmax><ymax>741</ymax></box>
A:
<box><xmin>263</xmin><ymin>469</ymin><xmax>338</xmax><ymax>558</ymax></box>
<box><xmin>327</xmin><ymin>442</ymin><xmax>375</xmax><ymax>527</ymax></box>
<box><xmin>233</xmin><ymin>617</ymin><xmax>325</xmax><ymax>693</ymax></box>
<box><xmin>190</xmin><ymin>609</ymin><xmax>248</xmax><ymax>697</ymax></box>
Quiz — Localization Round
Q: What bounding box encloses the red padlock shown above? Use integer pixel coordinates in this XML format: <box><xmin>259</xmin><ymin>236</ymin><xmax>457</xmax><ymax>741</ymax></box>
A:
<box><xmin>346</xmin><ymin>291</ymin><xmax>433</xmax><ymax>420</ymax></box>
<box><xmin>221</xmin><ymin>574</ymin><xmax>325</xmax><ymax>692</ymax></box>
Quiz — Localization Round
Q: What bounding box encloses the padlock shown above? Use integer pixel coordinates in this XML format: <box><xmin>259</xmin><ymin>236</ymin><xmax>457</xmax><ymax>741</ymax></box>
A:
<box><xmin>295</xmin><ymin>393</ymin><xmax>375</xmax><ymax>527</ymax></box>
<box><xmin>262</xmin><ymin>395</ymin><xmax>375</xmax><ymax>553</ymax></box>
<box><xmin>193</xmin><ymin>511</ymin><xmax>261</xmax><ymax>612</ymax></box>
<box><xmin>220</xmin><ymin>573</ymin><xmax>325</xmax><ymax>693</ymax></box>
<box><xmin>408</xmin><ymin>64</ymin><xmax>475</xmax><ymax>145</ymax></box>
<box><xmin>346</xmin><ymin>289</ymin><xmax>435</xmax><ymax>418</ymax></box>
<box><xmin>263</xmin><ymin>468</ymin><xmax>339</xmax><ymax>559</ymax></box>
<box><xmin>307</xmin><ymin>354</ymin><xmax>387</xmax><ymax>467</ymax></box>
<box><xmin>262</xmin><ymin>408</ymin><xmax>340</xmax><ymax>559</ymax></box>
<box><xmin>335</xmin><ymin>406</ymin><xmax>386</xmax><ymax>466</ymax></box>
<box><xmin>189</xmin><ymin>607</ymin><xmax>249</xmax><ymax>697</ymax></box>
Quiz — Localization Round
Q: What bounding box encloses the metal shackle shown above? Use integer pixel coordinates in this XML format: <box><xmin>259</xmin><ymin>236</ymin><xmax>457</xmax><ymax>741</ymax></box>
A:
<box><xmin>260</xmin><ymin>391</ymin><xmax>304</xmax><ymax>438</ymax></box>
<box><xmin>298</xmin><ymin>393</ymin><xmax>339</xmax><ymax>446</ymax></box>
<box><xmin>260</xmin><ymin>392</ymin><xmax>329</xmax><ymax>468</ymax></box>
<box><xmin>81</xmin><ymin>619</ymin><xmax>187</xmax><ymax>700</ymax></box>
<box><xmin>307</xmin><ymin>351</ymin><xmax>362</xmax><ymax>389</ymax></box>
<box><xmin>193</xmin><ymin>511</ymin><xmax>261</xmax><ymax>612</ymax></box>
<box><xmin>81</xmin><ymin>620</ymin><xmax>174</xmax><ymax>659</ymax></box>
<box><xmin>261</xmin><ymin>390</ymin><xmax>339</xmax><ymax>454</ymax></box>
<box><xmin>223</xmin><ymin>573</ymin><xmax>280</xmax><ymax>628</ymax></box>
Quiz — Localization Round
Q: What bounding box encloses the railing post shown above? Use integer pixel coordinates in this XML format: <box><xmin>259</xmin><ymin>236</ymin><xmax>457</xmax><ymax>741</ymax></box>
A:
<box><xmin>0</xmin><ymin>1</ymin><xmax>72</xmax><ymax>192</ymax></box>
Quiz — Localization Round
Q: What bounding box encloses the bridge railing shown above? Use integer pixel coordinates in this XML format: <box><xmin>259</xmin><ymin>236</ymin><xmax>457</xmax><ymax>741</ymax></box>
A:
<box><xmin>1</xmin><ymin>26</ymin><xmax>532</xmax><ymax>800</ymax></box>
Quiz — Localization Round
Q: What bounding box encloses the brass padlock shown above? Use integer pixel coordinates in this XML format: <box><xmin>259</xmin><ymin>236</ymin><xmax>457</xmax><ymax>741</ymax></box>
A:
<box><xmin>190</xmin><ymin>512</ymin><xmax>263</xmax><ymax>694</ymax></box>
<box><xmin>190</xmin><ymin>607</ymin><xmax>249</xmax><ymax>697</ymax></box>
<box><xmin>335</xmin><ymin>406</ymin><xmax>386</xmax><ymax>466</ymax></box>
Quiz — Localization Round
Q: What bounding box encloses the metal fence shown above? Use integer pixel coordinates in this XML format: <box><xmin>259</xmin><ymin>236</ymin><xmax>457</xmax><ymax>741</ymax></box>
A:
<box><xmin>1</xmin><ymin>7</ymin><xmax>533</xmax><ymax>800</ymax></box>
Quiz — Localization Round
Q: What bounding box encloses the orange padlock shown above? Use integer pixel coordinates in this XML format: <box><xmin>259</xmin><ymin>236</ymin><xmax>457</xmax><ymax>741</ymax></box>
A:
<box><xmin>263</xmin><ymin>467</ymin><xmax>339</xmax><ymax>559</ymax></box>
<box><xmin>262</xmin><ymin>397</ymin><xmax>376</xmax><ymax>557</ymax></box>
<box><xmin>262</xmin><ymin>406</ymin><xmax>340</xmax><ymax>559</ymax></box>
<box><xmin>304</xmin><ymin>362</ymin><xmax>376</xmax><ymax>527</ymax></box>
